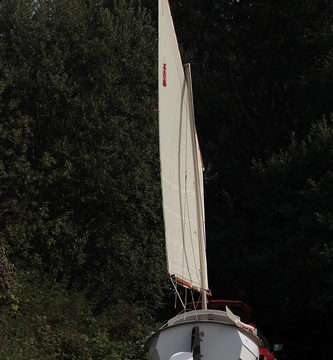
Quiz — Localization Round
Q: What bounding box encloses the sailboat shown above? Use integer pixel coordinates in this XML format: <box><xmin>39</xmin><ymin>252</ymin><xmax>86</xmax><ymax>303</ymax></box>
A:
<box><xmin>144</xmin><ymin>1</ymin><xmax>261</xmax><ymax>359</ymax></box>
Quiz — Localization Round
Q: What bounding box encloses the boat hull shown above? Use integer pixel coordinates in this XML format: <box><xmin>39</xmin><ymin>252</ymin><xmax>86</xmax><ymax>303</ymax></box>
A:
<box><xmin>146</xmin><ymin>310</ymin><xmax>259</xmax><ymax>360</ymax></box>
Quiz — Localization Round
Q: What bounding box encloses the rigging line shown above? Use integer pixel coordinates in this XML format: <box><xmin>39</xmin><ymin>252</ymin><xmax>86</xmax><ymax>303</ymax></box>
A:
<box><xmin>182</xmin><ymin>178</ymin><xmax>192</xmax><ymax>283</ymax></box>
<box><xmin>174</xmin><ymin>287</ymin><xmax>178</xmax><ymax>310</ymax></box>
<box><xmin>183</xmin><ymin>95</ymin><xmax>200</xmax><ymax>287</ymax></box>
<box><xmin>183</xmin><ymin>97</ymin><xmax>189</xmax><ymax>280</ymax></box>
<box><xmin>185</xmin><ymin>286</ymin><xmax>188</xmax><ymax>312</ymax></box>
<box><xmin>191</xmin><ymin>289</ymin><xmax>197</xmax><ymax>310</ymax></box>
<box><xmin>179</xmin><ymin>78</ymin><xmax>191</xmax><ymax>285</ymax></box>
<box><xmin>185</xmin><ymin>194</ymin><xmax>201</xmax><ymax>286</ymax></box>
<box><xmin>181</xmin><ymin>92</ymin><xmax>195</xmax><ymax>285</ymax></box>
<box><xmin>197</xmin><ymin>291</ymin><xmax>202</xmax><ymax>311</ymax></box>
<box><xmin>171</xmin><ymin>277</ymin><xmax>186</xmax><ymax>311</ymax></box>
<box><xmin>191</xmin><ymin>288</ymin><xmax>199</xmax><ymax>320</ymax></box>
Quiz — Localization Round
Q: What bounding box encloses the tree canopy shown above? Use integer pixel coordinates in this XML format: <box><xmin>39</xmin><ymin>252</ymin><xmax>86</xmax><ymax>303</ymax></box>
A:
<box><xmin>0</xmin><ymin>0</ymin><xmax>332</xmax><ymax>359</ymax></box>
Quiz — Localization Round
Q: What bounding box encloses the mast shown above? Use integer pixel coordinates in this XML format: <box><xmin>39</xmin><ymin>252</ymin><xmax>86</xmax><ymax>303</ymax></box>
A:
<box><xmin>184</xmin><ymin>63</ymin><xmax>208</xmax><ymax>310</ymax></box>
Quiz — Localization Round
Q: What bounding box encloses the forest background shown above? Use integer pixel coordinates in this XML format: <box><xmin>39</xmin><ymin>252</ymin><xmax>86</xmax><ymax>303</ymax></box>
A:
<box><xmin>0</xmin><ymin>0</ymin><xmax>332</xmax><ymax>359</ymax></box>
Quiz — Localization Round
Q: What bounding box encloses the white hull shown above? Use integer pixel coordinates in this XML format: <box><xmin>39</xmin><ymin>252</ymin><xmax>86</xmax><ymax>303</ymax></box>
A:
<box><xmin>145</xmin><ymin>310</ymin><xmax>260</xmax><ymax>360</ymax></box>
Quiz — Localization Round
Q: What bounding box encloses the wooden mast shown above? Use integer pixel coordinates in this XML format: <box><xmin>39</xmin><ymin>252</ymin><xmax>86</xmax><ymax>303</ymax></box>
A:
<box><xmin>184</xmin><ymin>63</ymin><xmax>208</xmax><ymax>310</ymax></box>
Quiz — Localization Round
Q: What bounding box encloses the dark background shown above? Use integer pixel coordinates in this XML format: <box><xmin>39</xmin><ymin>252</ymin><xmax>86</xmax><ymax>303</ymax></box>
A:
<box><xmin>0</xmin><ymin>1</ymin><xmax>332</xmax><ymax>358</ymax></box>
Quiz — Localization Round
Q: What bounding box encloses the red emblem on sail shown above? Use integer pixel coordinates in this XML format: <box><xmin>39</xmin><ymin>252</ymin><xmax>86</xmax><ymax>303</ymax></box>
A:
<box><xmin>163</xmin><ymin>63</ymin><xmax>167</xmax><ymax>87</ymax></box>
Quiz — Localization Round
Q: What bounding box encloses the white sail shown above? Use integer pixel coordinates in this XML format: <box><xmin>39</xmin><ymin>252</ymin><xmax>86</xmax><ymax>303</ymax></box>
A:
<box><xmin>158</xmin><ymin>0</ymin><xmax>208</xmax><ymax>293</ymax></box>
<box><xmin>145</xmin><ymin>3</ymin><xmax>261</xmax><ymax>358</ymax></box>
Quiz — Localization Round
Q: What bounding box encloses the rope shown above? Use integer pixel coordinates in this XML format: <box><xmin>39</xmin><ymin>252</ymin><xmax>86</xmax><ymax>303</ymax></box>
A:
<box><xmin>171</xmin><ymin>278</ymin><xmax>186</xmax><ymax>311</ymax></box>
<box><xmin>191</xmin><ymin>288</ymin><xmax>199</xmax><ymax>320</ymax></box>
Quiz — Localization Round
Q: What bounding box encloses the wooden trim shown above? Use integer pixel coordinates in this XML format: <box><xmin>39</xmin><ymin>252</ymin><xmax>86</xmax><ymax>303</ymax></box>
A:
<box><xmin>171</xmin><ymin>275</ymin><xmax>212</xmax><ymax>297</ymax></box>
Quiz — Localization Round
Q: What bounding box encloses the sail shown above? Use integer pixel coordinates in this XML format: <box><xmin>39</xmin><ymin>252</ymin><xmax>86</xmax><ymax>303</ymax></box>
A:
<box><xmin>158</xmin><ymin>0</ymin><xmax>208</xmax><ymax>292</ymax></box>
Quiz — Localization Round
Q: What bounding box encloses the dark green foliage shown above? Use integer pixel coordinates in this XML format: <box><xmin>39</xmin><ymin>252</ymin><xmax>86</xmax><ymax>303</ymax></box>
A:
<box><xmin>0</xmin><ymin>0</ymin><xmax>166</xmax><ymax>307</ymax></box>
<box><xmin>248</xmin><ymin>118</ymin><xmax>333</xmax><ymax>357</ymax></box>
<box><xmin>0</xmin><ymin>272</ymin><xmax>154</xmax><ymax>359</ymax></box>
<box><xmin>0</xmin><ymin>0</ymin><xmax>332</xmax><ymax>359</ymax></box>
<box><xmin>0</xmin><ymin>0</ymin><xmax>166</xmax><ymax>357</ymax></box>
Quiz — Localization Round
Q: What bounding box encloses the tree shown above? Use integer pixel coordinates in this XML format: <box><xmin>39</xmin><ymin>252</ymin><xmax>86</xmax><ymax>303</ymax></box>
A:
<box><xmin>0</xmin><ymin>0</ymin><xmax>166</xmax><ymax>309</ymax></box>
<box><xmin>248</xmin><ymin>117</ymin><xmax>333</xmax><ymax>358</ymax></box>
